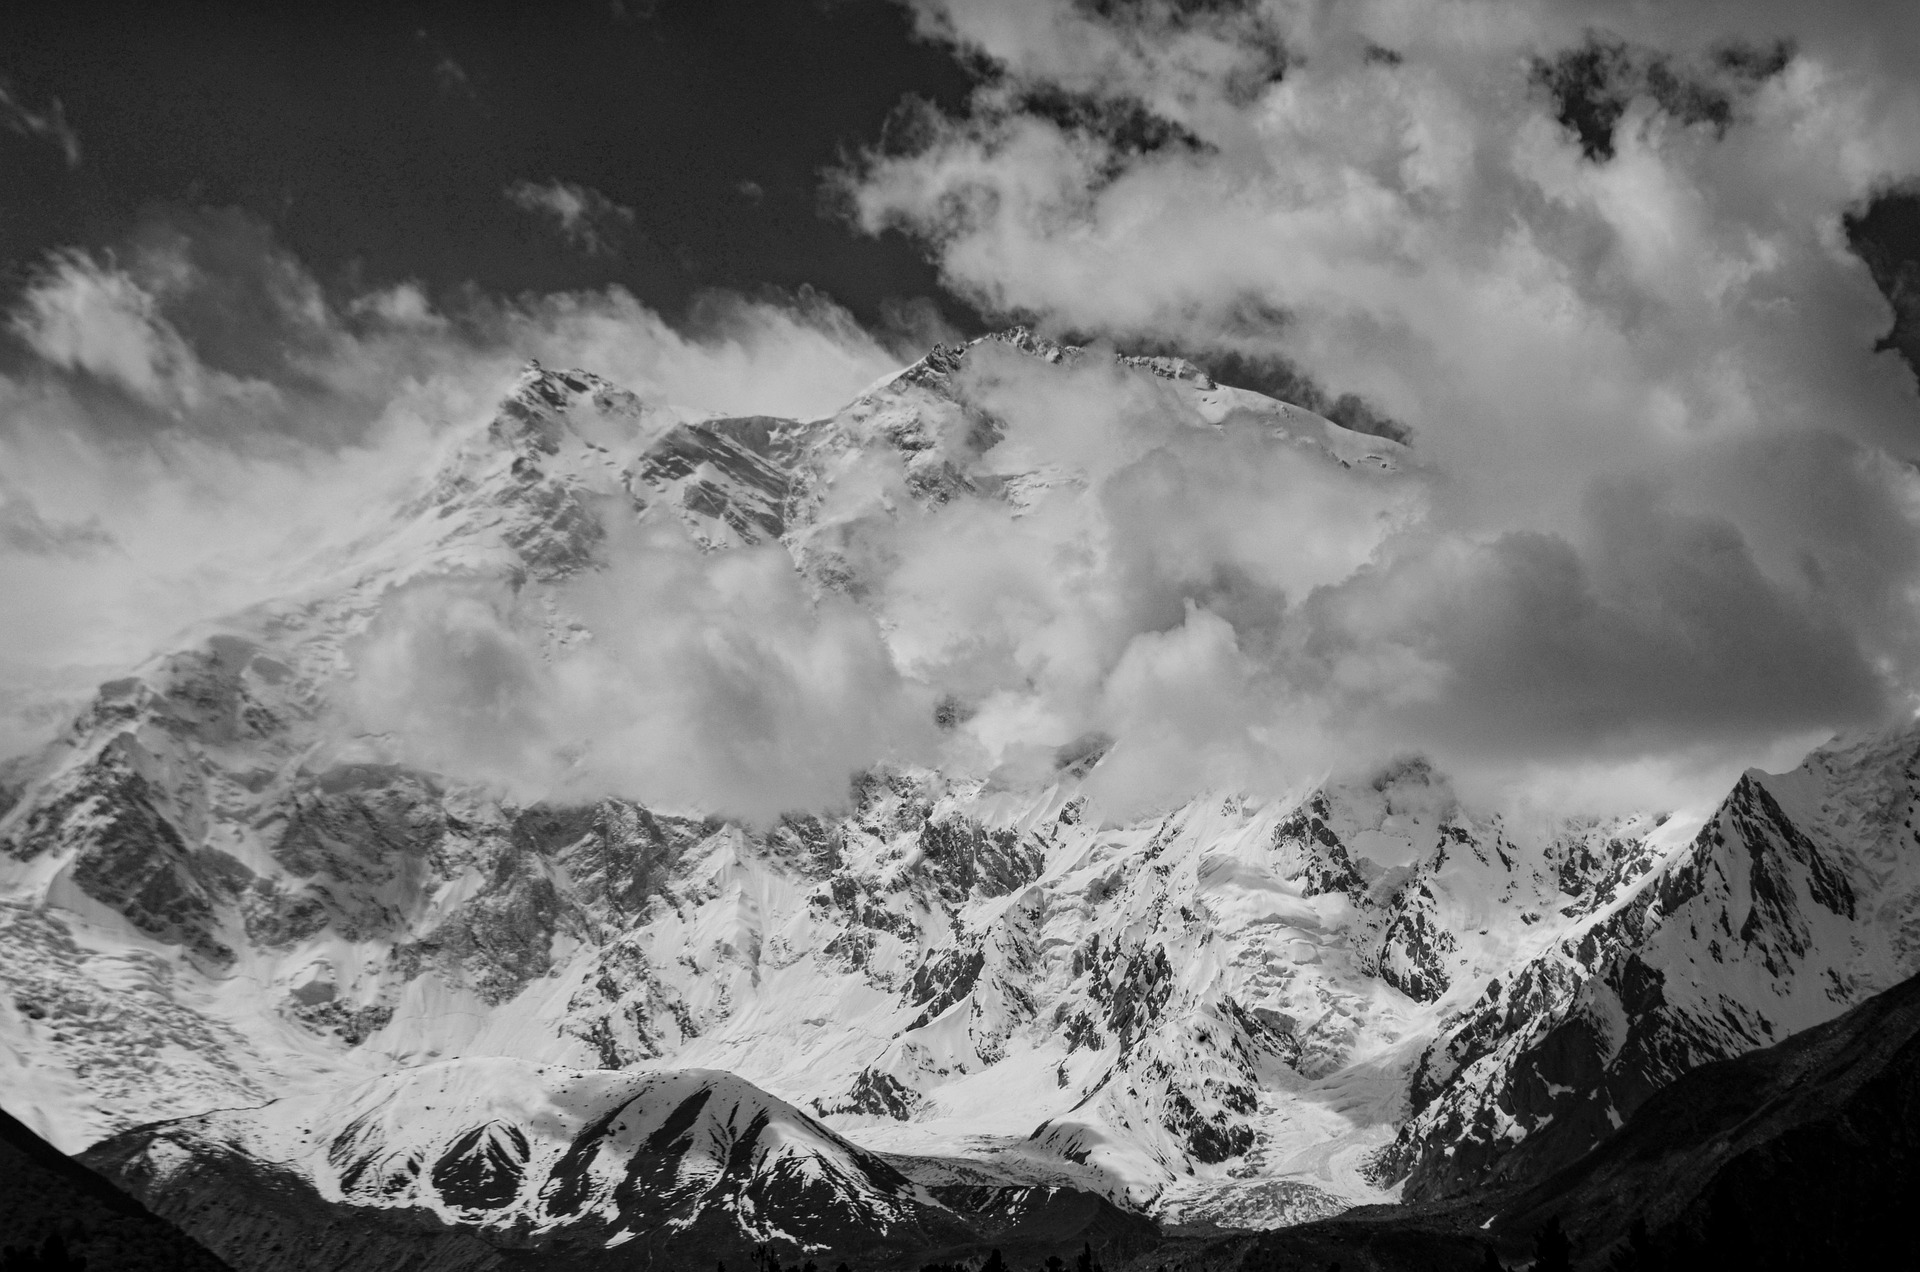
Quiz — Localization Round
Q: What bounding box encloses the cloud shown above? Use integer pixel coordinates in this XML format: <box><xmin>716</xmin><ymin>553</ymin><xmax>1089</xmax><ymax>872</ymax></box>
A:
<box><xmin>856</xmin><ymin>344</ymin><xmax>1427</xmax><ymax>814</ymax></box>
<box><xmin>1299</xmin><ymin>480</ymin><xmax>1885</xmax><ymax>756</ymax></box>
<box><xmin>8</xmin><ymin>248</ymin><xmax>281</xmax><ymax>416</ymax></box>
<box><xmin>808</xmin><ymin>0</ymin><xmax>1920</xmax><ymax>812</ymax></box>
<box><xmin>5</xmin><ymin>207</ymin><xmax>894</xmax><ymax>443</ymax></box>
<box><xmin>0</xmin><ymin>479</ymin><xmax>113</xmax><ymax>557</ymax></box>
<box><xmin>876</xmin><ymin>294</ymin><xmax>966</xmax><ymax>354</ymax></box>
<box><xmin>0</xmin><ymin>206</ymin><xmax>906</xmax><ymax>765</ymax></box>
<box><xmin>415</xmin><ymin>29</ymin><xmax>479</xmax><ymax>104</ymax></box>
<box><xmin>0</xmin><ymin>81</ymin><xmax>80</xmax><ymax>167</ymax></box>
<box><xmin>345</xmin><ymin>534</ymin><xmax>938</xmax><ymax>821</ymax></box>
<box><xmin>505</xmin><ymin>180</ymin><xmax>637</xmax><ymax>257</ymax></box>
<box><xmin>846</xmin><ymin>334</ymin><xmax>1917</xmax><ymax>819</ymax></box>
<box><xmin>15</xmin><ymin>0</ymin><xmax>1920</xmax><ymax>829</ymax></box>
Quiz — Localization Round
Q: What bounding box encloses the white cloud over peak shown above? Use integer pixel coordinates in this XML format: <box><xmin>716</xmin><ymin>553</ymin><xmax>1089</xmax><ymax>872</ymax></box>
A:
<box><xmin>816</xmin><ymin>0</ymin><xmax>1920</xmax><ymax>812</ymax></box>
<box><xmin>0</xmin><ymin>208</ymin><xmax>904</xmax><ymax>766</ymax></box>
<box><xmin>346</xmin><ymin>535</ymin><xmax>938</xmax><ymax>822</ymax></box>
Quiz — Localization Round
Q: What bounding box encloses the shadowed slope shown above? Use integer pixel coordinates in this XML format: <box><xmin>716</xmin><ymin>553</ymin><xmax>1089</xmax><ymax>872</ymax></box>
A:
<box><xmin>0</xmin><ymin>1105</ymin><xmax>232</xmax><ymax>1272</ymax></box>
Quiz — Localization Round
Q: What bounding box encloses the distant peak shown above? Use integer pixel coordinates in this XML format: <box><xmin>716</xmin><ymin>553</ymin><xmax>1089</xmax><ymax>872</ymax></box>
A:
<box><xmin>489</xmin><ymin>363</ymin><xmax>631</xmax><ymax>457</ymax></box>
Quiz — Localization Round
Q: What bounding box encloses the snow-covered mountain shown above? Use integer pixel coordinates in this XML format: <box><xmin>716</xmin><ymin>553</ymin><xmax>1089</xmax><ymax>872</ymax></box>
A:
<box><xmin>84</xmin><ymin>1060</ymin><xmax>976</xmax><ymax>1269</ymax></box>
<box><xmin>1379</xmin><ymin>729</ymin><xmax>1920</xmax><ymax>1200</ymax></box>
<box><xmin>4</xmin><ymin>331</ymin><xmax>1919</xmax><ymax>1265</ymax></box>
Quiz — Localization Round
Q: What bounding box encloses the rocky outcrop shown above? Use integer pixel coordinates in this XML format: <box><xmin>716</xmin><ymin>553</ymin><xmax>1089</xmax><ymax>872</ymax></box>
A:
<box><xmin>630</xmin><ymin>417</ymin><xmax>794</xmax><ymax>546</ymax></box>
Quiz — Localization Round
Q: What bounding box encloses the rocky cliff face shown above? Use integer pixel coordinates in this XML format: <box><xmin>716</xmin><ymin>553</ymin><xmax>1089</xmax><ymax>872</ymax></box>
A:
<box><xmin>4</xmin><ymin>335</ymin><xmax>1918</xmax><ymax>1265</ymax></box>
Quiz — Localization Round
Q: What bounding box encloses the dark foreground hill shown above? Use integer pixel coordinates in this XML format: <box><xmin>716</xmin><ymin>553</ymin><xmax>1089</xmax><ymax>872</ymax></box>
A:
<box><xmin>0</xmin><ymin>1105</ymin><xmax>231</xmax><ymax>1272</ymax></box>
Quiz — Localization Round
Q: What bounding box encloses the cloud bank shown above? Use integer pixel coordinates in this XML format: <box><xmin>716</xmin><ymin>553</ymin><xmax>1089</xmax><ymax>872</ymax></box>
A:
<box><xmin>12</xmin><ymin>1</ymin><xmax>1920</xmax><ymax>826</ymax></box>
<box><xmin>814</xmin><ymin>0</ymin><xmax>1920</xmax><ymax>813</ymax></box>
<box><xmin>0</xmin><ymin>207</ymin><xmax>905</xmax><ymax>770</ymax></box>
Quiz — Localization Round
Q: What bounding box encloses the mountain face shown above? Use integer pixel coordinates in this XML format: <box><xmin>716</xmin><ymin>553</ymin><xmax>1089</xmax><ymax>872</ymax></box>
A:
<box><xmin>3</xmin><ymin>331</ymin><xmax>1919</xmax><ymax>1265</ymax></box>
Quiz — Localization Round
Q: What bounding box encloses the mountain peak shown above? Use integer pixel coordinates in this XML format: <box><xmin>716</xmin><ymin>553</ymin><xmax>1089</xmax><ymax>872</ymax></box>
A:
<box><xmin>486</xmin><ymin>362</ymin><xmax>644</xmax><ymax>460</ymax></box>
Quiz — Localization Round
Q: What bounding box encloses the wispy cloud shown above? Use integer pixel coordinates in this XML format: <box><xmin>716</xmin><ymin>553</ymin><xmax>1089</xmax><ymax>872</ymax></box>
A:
<box><xmin>0</xmin><ymin>81</ymin><xmax>80</xmax><ymax>168</ymax></box>
<box><xmin>9</xmin><ymin>249</ymin><xmax>280</xmax><ymax>416</ymax></box>
<box><xmin>0</xmin><ymin>479</ymin><xmax>112</xmax><ymax>557</ymax></box>
<box><xmin>414</xmin><ymin>28</ymin><xmax>479</xmax><ymax>104</ymax></box>
<box><xmin>505</xmin><ymin>179</ymin><xmax>637</xmax><ymax>257</ymax></box>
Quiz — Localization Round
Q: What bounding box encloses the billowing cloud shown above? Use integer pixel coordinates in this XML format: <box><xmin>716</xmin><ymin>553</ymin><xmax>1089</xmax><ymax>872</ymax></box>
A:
<box><xmin>345</xmin><ymin>534</ymin><xmax>937</xmax><ymax>821</ymax></box>
<box><xmin>811</xmin><ymin>0</ymin><xmax>1920</xmax><ymax>812</ymax></box>
<box><xmin>505</xmin><ymin>180</ymin><xmax>638</xmax><ymax>256</ymax></box>
<box><xmin>0</xmin><ymin>477</ymin><xmax>112</xmax><ymax>557</ymax></box>
<box><xmin>12</xmin><ymin>0</ymin><xmax>1920</xmax><ymax>827</ymax></box>
<box><xmin>820</xmin><ymin>342</ymin><xmax>1904</xmax><ymax>818</ymax></box>
<box><xmin>0</xmin><ymin>207</ymin><xmax>905</xmax><ymax>765</ymax></box>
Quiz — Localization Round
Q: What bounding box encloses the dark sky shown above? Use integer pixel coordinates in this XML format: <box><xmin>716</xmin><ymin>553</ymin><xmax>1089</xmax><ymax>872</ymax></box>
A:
<box><xmin>0</xmin><ymin>0</ymin><xmax>982</xmax><ymax>330</ymax></box>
